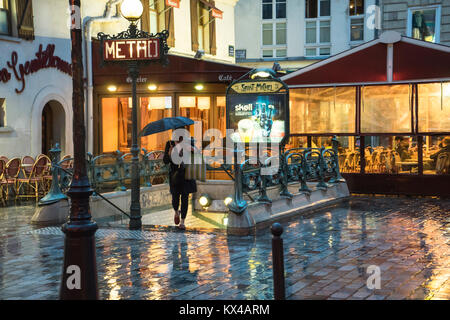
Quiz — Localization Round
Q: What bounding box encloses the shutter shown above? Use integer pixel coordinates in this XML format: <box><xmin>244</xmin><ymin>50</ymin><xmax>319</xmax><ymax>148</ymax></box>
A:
<box><xmin>190</xmin><ymin>0</ymin><xmax>198</xmax><ymax>52</ymax></box>
<box><xmin>141</xmin><ymin>0</ymin><xmax>150</xmax><ymax>32</ymax></box>
<box><xmin>15</xmin><ymin>0</ymin><xmax>34</xmax><ymax>40</ymax></box>
<box><xmin>164</xmin><ymin>3</ymin><xmax>175</xmax><ymax>47</ymax></box>
<box><xmin>209</xmin><ymin>0</ymin><xmax>216</xmax><ymax>55</ymax></box>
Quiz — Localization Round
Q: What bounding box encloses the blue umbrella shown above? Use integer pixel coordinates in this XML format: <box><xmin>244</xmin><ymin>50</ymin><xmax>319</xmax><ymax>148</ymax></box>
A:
<box><xmin>139</xmin><ymin>116</ymin><xmax>194</xmax><ymax>137</ymax></box>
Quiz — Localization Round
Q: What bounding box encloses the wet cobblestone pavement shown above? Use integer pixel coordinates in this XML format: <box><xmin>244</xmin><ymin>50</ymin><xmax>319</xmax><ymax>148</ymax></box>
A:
<box><xmin>0</xmin><ymin>196</ymin><xmax>449</xmax><ymax>300</ymax></box>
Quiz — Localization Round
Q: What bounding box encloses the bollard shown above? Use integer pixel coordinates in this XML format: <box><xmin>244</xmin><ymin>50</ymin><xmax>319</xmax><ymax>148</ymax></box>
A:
<box><xmin>271</xmin><ymin>222</ymin><xmax>286</xmax><ymax>300</ymax></box>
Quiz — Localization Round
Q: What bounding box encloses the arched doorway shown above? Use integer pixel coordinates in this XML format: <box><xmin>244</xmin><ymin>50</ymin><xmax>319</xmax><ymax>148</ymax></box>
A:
<box><xmin>41</xmin><ymin>100</ymin><xmax>66</xmax><ymax>155</ymax></box>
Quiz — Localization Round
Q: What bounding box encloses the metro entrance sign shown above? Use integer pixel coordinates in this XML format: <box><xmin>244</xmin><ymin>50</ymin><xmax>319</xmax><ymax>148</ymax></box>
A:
<box><xmin>103</xmin><ymin>38</ymin><xmax>160</xmax><ymax>61</ymax></box>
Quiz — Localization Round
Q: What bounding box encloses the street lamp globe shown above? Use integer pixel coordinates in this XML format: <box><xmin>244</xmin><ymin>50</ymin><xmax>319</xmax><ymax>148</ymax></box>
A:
<box><xmin>120</xmin><ymin>0</ymin><xmax>144</xmax><ymax>22</ymax></box>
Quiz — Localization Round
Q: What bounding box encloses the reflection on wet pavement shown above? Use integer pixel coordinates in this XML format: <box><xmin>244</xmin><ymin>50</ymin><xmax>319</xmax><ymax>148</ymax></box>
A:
<box><xmin>0</xmin><ymin>196</ymin><xmax>449</xmax><ymax>300</ymax></box>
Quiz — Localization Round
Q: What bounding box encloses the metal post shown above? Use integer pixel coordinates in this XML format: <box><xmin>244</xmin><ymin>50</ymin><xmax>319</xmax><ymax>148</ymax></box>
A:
<box><xmin>228</xmin><ymin>146</ymin><xmax>247</xmax><ymax>214</ymax></box>
<box><xmin>128</xmin><ymin>59</ymin><xmax>142</xmax><ymax>230</ymax></box>
<box><xmin>330</xmin><ymin>135</ymin><xmax>345</xmax><ymax>183</ymax></box>
<box><xmin>271</xmin><ymin>223</ymin><xmax>285</xmax><ymax>300</ymax></box>
<box><xmin>60</xmin><ymin>0</ymin><xmax>98</xmax><ymax>299</ymax></box>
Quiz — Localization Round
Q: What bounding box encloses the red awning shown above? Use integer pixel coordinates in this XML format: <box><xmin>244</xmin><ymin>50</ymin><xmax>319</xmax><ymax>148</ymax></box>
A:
<box><xmin>91</xmin><ymin>40</ymin><xmax>250</xmax><ymax>86</ymax></box>
<box><xmin>282</xmin><ymin>32</ymin><xmax>450</xmax><ymax>87</ymax></box>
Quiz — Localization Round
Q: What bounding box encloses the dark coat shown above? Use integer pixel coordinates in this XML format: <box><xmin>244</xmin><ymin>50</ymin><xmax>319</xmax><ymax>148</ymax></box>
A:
<box><xmin>163</xmin><ymin>140</ymin><xmax>197</xmax><ymax>195</ymax></box>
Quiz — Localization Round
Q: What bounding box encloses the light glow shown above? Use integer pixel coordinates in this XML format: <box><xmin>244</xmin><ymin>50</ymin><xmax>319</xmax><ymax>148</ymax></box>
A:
<box><xmin>120</xmin><ymin>0</ymin><xmax>144</xmax><ymax>22</ymax></box>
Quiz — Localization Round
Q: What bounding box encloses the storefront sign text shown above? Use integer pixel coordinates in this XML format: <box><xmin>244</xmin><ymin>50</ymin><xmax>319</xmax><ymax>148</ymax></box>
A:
<box><xmin>103</xmin><ymin>38</ymin><xmax>160</xmax><ymax>61</ymax></box>
<box><xmin>0</xmin><ymin>44</ymin><xmax>72</xmax><ymax>94</ymax></box>
<box><xmin>165</xmin><ymin>0</ymin><xmax>180</xmax><ymax>8</ymax></box>
<box><xmin>231</xmin><ymin>81</ymin><xmax>283</xmax><ymax>94</ymax></box>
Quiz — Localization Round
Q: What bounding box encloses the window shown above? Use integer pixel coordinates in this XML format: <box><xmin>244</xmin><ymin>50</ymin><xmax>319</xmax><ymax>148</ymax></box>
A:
<box><xmin>190</xmin><ymin>0</ymin><xmax>217</xmax><ymax>55</ymax></box>
<box><xmin>349</xmin><ymin>0</ymin><xmax>364</xmax><ymax>16</ymax></box>
<box><xmin>363</xmin><ymin>136</ymin><xmax>418</xmax><ymax>174</ymax></box>
<box><xmin>142</xmin><ymin>0</ymin><xmax>175</xmax><ymax>46</ymax></box>
<box><xmin>407</xmin><ymin>6</ymin><xmax>441</xmax><ymax>43</ymax></box>
<box><xmin>263</xmin><ymin>0</ymin><xmax>286</xmax><ymax>20</ymax></box>
<box><xmin>418</xmin><ymin>82</ymin><xmax>450</xmax><ymax>133</ymax></box>
<box><xmin>423</xmin><ymin>135</ymin><xmax>450</xmax><ymax>175</ymax></box>
<box><xmin>350</xmin><ymin>18</ymin><xmax>364</xmax><ymax>41</ymax></box>
<box><xmin>179</xmin><ymin>96</ymin><xmax>211</xmax><ymax>137</ymax></box>
<box><xmin>261</xmin><ymin>1</ymin><xmax>287</xmax><ymax>58</ymax></box>
<box><xmin>0</xmin><ymin>0</ymin><xmax>11</xmax><ymax>36</ymax></box>
<box><xmin>0</xmin><ymin>98</ymin><xmax>6</xmax><ymax>127</ymax></box>
<box><xmin>361</xmin><ymin>85</ymin><xmax>412</xmax><ymax>133</ymax></box>
<box><xmin>305</xmin><ymin>0</ymin><xmax>330</xmax><ymax>56</ymax></box>
<box><xmin>0</xmin><ymin>0</ymin><xmax>34</xmax><ymax>39</ymax></box>
<box><xmin>101</xmin><ymin>96</ymin><xmax>173</xmax><ymax>153</ymax></box>
<box><xmin>305</xmin><ymin>0</ymin><xmax>330</xmax><ymax>18</ymax></box>
<box><xmin>290</xmin><ymin>87</ymin><xmax>356</xmax><ymax>134</ymax></box>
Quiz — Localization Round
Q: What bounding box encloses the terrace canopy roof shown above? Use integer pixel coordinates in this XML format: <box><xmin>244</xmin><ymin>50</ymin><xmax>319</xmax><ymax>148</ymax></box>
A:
<box><xmin>281</xmin><ymin>31</ymin><xmax>450</xmax><ymax>87</ymax></box>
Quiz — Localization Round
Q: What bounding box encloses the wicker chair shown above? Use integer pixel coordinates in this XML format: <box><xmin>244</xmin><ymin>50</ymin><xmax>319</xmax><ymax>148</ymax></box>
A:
<box><xmin>21</xmin><ymin>156</ymin><xmax>35</xmax><ymax>179</ymax></box>
<box><xmin>16</xmin><ymin>156</ymin><xmax>49</xmax><ymax>200</ymax></box>
<box><xmin>0</xmin><ymin>159</ymin><xmax>6</xmax><ymax>204</ymax></box>
<box><xmin>3</xmin><ymin>158</ymin><xmax>21</xmax><ymax>200</ymax></box>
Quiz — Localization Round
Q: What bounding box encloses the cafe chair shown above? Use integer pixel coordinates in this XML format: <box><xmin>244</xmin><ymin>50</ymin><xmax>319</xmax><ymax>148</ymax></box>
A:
<box><xmin>21</xmin><ymin>156</ymin><xmax>35</xmax><ymax>179</ymax></box>
<box><xmin>0</xmin><ymin>159</ymin><xmax>6</xmax><ymax>204</ymax></box>
<box><xmin>436</xmin><ymin>152</ymin><xmax>450</xmax><ymax>175</ymax></box>
<box><xmin>0</xmin><ymin>156</ymin><xmax>8</xmax><ymax>164</ymax></box>
<box><xmin>3</xmin><ymin>158</ymin><xmax>21</xmax><ymax>200</ymax></box>
<box><xmin>16</xmin><ymin>156</ymin><xmax>49</xmax><ymax>201</ymax></box>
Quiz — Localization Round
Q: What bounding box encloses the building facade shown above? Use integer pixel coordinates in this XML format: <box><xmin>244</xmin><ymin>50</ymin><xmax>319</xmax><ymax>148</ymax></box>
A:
<box><xmin>0</xmin><ymin>0</ymin><xmax>241</xmax><ymax>159</ymax></box>
<box><xmin>381</xmin><ymin>0</ymin><xmax>450</xmax><ymax>46</ymax></box>
<box><xmin>234</xmin><ymin>0</ymin><xmax>378</xmax><ymax>71</ymax></box>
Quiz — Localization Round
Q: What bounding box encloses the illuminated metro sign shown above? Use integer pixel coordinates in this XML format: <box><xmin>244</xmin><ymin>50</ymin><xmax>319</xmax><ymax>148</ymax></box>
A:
<box><xmin>165</xmin><ymin>0</ymin><xmax>180</xmax><ymax>8</ymax></box>
<box><xmin>103</xmin><ymin>38</ymin><xmax>160</xmax><ymax>61</ymax></box>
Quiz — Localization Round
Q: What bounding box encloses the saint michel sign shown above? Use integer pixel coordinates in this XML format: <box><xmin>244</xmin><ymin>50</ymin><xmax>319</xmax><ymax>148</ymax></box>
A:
<box><xmin>103</xmin><ymin>38</ymin><xmax>160</xmax><ymax>61</ymax></box>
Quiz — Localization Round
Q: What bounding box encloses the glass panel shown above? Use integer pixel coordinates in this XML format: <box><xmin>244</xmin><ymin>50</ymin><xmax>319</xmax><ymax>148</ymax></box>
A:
<box><xmin>276</xmin><ymin>49</ymin><xmax>287</xmax><ymax>57</ymax></box>
<box><xmin>263</xmin><ymin>23</ymin><xmax>273</xmax><ymax>45</ymax></box>
<box><xmin>290</xmin><ymin>87</ymin><xmax>356</xmax><ymax>134</ymax></box>
<box><xmin>306</xmin><ymin>21</ymin><xmax>316</xmax><ymax>43</ymax></box>
<box><xmin>140</xmin><ymin>96</ymin><xmax>172</xmax><ymax>152</ymax></box>
<box><xmin>276</xmin><ymin>22</ymin><xmax>286</xmax><ymax>45</ymax></box>
<box><xmin>216</xmin><ymin>96</ymin><xmax>226</xmax><ymax>136</ymax></box>
<box><xmin>320</xmin><ymin>20</ymin><xmax>330</xmax><ymax>43</ymax></box>
<box><xmin>336</xmin><ymin>136</ymin><xmax>361</xmax><ymax>173</ymax></box>
<box><xmin>179</xmin><ymin>96</ymin><xmax>211</xmax><ymax>137</ymax></box>
<box><xmin>101</xmin><ymin>97</ymin><xmax>132</xmax><ymax>153</ymax></box>
<box><xmin>305</xmin><ymin>0</ymin><xmax>318</xmax><ymax>18</ymax></box>
<box><xmin>0</xmin><ymin>10</ymin><xmax>9</xmax><ymax>35</ymax></box>
<box><xmin>262</xmin><ymin>0</ymin><xmax>272</xmax><ymax>19</ymax></box>
<box><xmin>424</xmin><ymin>135</ymin><xmax>450</xmax><ymax>175</ymax></box>
<box><xmin>286</xmin><ymin>136</ymin><xmax>308</xmax><ymax>149</ymax></box>
<box><xmin>305</xmin><ymin>48</ymin><xmax>316</xmax><ymax>56</ymax></box>
<box><xmin>351</xmin><ymin>18</ymin><xmax>364</xmax><ymax>41</ymax></box>
<box><xmin>319</xmin><ymin>47</ymin><xmax>330</xmax><ymax>55</ymax></box>
<box><xmin>263</xmin><ymin>49</ymin><xmax>273</xmax><ymax>57</ymax></box>
<box><xmin>418</xmin><ymin>83</ymin><xmax>450</xmax><ymax>133</ymax></box>
<box><xmin>350</xmin><ymin>0</ymin><xmax>365</xmax><ymax>16</ymax></box>
<box><xmin>364</xmin><ymin>136</ymin><xmax>418</xmax><ymax>174</ymax></box>
<box><xmin>320</xmin><ymin>0</ymin><xmax>330</xmax><ymax>17</ymax></box>
<box><xmin>411</xmin><ymin>8</ymin><xmax>437</xmax><ymax>43</ymax></box>
<box><xmin>276</xmin><ymin>0</ymin><xmax>286</xmax><ymax>19</ymax></box>
<box><xmin>361</xmin><ymin>85</ymin><xmax>412</xmax><ymax>133</ymax></box>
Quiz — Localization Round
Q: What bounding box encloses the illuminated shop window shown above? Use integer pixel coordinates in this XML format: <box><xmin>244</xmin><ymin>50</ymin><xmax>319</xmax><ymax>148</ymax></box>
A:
<box><xmin>179</xmin><ymin>96</ymin><xmax>211</xmax><ymax>137</ymax></box>
<box><xmin>140</xmin><ymin>96</ymin><xmax>173</xmax><ymax>152</ymax></box>
<box><xmin>423</xmin><ymin>136</ymin><xmax>450</xmax><ymax>175</ymax></box>
<box><xmin>418</xmin><ymin>82</ymin><xmax>450</xmax><ymax>133</ymax></box>
<box><xmin>364</xmin><ymin>136</ymin><xmax>418</xmax><ymax>174</ymax></box>
<box><xmin>101</xmin><ymin>96</ymin><xmax>172</xmax><ymax>153</ymax></box>
<box><xmin>290</xmin><ymin>87</ymin><xmax>356</xmax><ymax>134</ymax></box>
<box><xmin>361</xmin><ymin>85</ymin><xmax>412</xmax><ymax>134</ymax></box>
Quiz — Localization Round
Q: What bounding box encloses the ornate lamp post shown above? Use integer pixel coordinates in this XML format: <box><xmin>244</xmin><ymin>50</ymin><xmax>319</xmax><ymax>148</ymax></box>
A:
<box><xmin>98</xmin><ymin>0</ymin><xmax>169</xmax><ymax>230</ymax></box>
<box><xmin>60</xmin><ymin>0</ymin><xmax>99</xmax><ymax>299</ymax></box>
<box><xmin>121</xmin><ymin>0</ymin><xmax>144</xmax><ymax>230</ymax></box>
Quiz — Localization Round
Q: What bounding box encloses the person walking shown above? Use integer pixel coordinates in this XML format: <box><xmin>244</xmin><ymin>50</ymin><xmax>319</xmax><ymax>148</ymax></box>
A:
<box><xmin>163</xmin><ymin>136</ymin><xmax>197</xmax><ymax>230</ymax></box>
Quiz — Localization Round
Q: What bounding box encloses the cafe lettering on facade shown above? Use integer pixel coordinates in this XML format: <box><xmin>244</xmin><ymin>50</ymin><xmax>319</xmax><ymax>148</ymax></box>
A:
<box><xmin>282</xmin><ymin>32</ymin><xmax>450</xmax><ymax>197</ymax></box>
<box><xmin>91</xmin><ymin>39</ymin><xmax>251</xmax><ymax>179</ymax></box>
